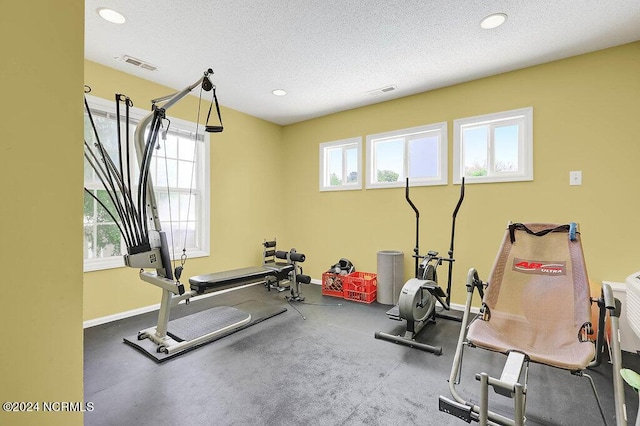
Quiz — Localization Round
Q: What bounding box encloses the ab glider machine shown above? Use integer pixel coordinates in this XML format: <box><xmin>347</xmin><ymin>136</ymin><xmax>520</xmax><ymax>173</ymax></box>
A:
<box><xmin>84</xmin><ymin>69</ymin><xmax>308</xmax><ymax>359</ymax></box>
<box><xmin>375</xmin><ymin>177</ymin><xmax>465</xmax><ymax>354</ymax></box>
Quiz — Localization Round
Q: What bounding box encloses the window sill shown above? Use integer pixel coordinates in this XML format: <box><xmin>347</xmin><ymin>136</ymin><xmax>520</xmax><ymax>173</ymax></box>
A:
<box><xmin>366</xmin><ymin>179</ymin><xmax>448</xmax><ymax>189</ymax></box>
<box><xmin>453</xmin><ymin>174</ymin><xmax>533</xmax><ymax>184</ymax></box>
<box><xmin>83</xmin><ymin>249</ymin><xmax>210</xmax><ymax>273</ymax></box>
<box><xmin>319</xmin><ymin>184</ymin><xmax>362</xmax><ymax>192</ymax></box>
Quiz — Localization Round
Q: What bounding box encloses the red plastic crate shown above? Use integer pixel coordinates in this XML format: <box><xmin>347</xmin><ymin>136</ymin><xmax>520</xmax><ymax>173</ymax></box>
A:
<box><xmin>344</xmin><ymin>272</ymin><xmax>377</xmax><ymax>303</ymax></box>
<box><xmin>322</xmin><ymin>272</ymin><xmax>346</xmax><ymax>298</ymax></box>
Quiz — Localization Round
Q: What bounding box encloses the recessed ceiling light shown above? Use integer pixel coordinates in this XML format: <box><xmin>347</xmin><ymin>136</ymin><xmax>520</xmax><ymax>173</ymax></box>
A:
<box><xmin>97</xmin><ymin>8</ymin><xmax>126</xmax><ymax>24</ymax></box>
<box><xmin>272</xmin><ymin>89</ymin><xmax>287</xmax><ymax>96</ymax></box>
<box><xmin>480</xmin><ymin>13</ymin><xmax>507</xmax><ymax>29</ymax></box>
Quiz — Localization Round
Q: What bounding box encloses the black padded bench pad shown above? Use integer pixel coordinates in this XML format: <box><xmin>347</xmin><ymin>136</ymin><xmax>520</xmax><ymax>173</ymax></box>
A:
<box><xmin>189</xmin><ymin>266</ymin><xmax>274</xmax><ymax>294</ymax></box>
<box><xmin>263</xmin><ymin>262</ymin><xmax>294</xmax><ymax>274</ymax></box>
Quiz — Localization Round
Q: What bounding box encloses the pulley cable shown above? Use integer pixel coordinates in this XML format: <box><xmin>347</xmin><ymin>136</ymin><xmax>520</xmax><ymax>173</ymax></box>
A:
<box><xmin>83</xmin><ymin>141</ymin><xmax>135</xmax><ymax>247</ymax></box>
<box><xmin>179</xmin><ymin>85</ymin><xmax>206</xmax><ymax>268</ymax></box>
<box><xmin>84</xmin><ymin>97</ymin><xmax>139</xmax><ymax>247</ymax></box>
<box><xmin>83</xmin><ymin>187</ymin><xmax>131</xmax><ymax>248</ymax></box>
<box><xmin>114</xmin><ymin>94</ymin><xmax>144</xmax><ymax>246</ymax></box>
<box><xmin>159</xmin><ymin>118</ymin><xmax>178</xmax><ymax>275</ymax></box>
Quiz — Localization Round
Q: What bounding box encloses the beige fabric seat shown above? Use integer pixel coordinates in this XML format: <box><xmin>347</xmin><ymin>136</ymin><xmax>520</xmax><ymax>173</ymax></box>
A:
<box><xmin>440</xmin><ymin>223</ymin><xmax>627</xmax><ymax>426</ymax></box>
<box><xmin>467</xmin><ymin>223</ymin><xmax>595</xmax><ymax>371</ymax></box>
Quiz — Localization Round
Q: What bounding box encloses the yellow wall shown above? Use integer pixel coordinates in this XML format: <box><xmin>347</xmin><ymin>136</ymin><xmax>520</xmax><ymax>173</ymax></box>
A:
<box><xmin>281</xmin><ymin>42</ymin><xmax>640</xmax><ymax>306</ymax></box>
<box><xmin>1</xmin><ymin>2</ymin><xmax>84</xmax><ymax>426</ymax></box>
<box><xmin>83</xmin><ymin>61</ymin><xmax>285</xmax><ymax>320</ymax></box>
<box><xmin>84</xmin><ymin>42</ymin><xmax>640</xmax><ymax>319</ymax></box>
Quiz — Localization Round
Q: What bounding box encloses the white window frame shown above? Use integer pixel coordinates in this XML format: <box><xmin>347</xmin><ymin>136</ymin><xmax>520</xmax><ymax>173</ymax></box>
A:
<box><xmin>83</xmin><ymin>95</ymin><xmax>210</xmax><ymax>272</ymax></box>
<box><xmin>365</xmin><ymin>122</ymin><xmax>448</xmax><ymax>189</ymax></box>
<box><xmin>453</xmin><ymin>107</ymin><xmax>533</xmax><ymax>184</ymax></box>
<box><xmin>319</xmin><ymin>137</ymin><xmax>362</xmax><ymax>191</ymax></box>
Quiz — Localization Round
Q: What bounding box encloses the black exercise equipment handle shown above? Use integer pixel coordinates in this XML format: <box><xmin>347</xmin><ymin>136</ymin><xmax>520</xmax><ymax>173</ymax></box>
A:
<box><xmin>405</xmin><ymin>178</ymin><xmax>420</xmax><ymax>278</ymax></box>
<box><xmin>406</xmin><ymin>177</ymin><xmax>465</xmax><ymax>288</ymax></box>
<box><xmin>449</xmin><ymin>177</ymin><xmax>465</xmax><ymax>258</ymax></box>
<box><xmin>445</xmin><ymin>177</ymin><xmax>465</xmax><ymax>306</ymax></box>
<box><xmin>204</xmin><ymin>85</ymin><xmax>224</xmax><ymax>133</ymax></box>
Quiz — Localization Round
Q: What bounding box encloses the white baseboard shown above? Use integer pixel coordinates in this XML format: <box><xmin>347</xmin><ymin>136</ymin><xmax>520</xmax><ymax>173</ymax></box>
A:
<box><xmin>83</xmin><ymin>304</ymin><xmax>160</xmax><ymax>329</ymax></box>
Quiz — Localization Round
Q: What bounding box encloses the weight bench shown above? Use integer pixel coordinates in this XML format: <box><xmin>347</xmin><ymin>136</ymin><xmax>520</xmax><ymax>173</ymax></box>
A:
<box><xmin>189</xmin><ymin>265</ymin><xmax>289</xmax><ymax>294</ymax></box>
<box><xmin>189</xmin><ymin>240</ymin><xmax>297</xmax><ymax>294</ymax></box>
<box><xmin>262</xmin><ymin>239</ymin><xmax>296</xmax><ymax>291</ymax></box>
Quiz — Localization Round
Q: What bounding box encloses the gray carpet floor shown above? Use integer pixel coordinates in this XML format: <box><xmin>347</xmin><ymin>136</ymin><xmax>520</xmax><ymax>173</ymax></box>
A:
<box><xmin>84</xmin><ymin>282</ymin><xmax>640</xmax><ymax>425</ymax></box>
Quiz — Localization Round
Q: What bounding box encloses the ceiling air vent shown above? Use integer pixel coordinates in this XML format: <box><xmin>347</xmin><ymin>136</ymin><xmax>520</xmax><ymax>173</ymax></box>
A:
<box><xmin>122</xmin><ymin>55</ymin><xmax>157</xmax><ymax>71</ymax></box>
<box><xmin>366</xmin><ymin>85</ymin><xmax>397</xmax><ymax>96</ymax></box>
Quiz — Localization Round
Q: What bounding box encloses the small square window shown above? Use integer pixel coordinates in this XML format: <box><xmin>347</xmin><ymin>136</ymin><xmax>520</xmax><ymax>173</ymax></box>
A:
<box><xmin>319</xmin><ymin>137</ymin><xmax>362</xmax><ymax>191</ymax></box>
<box><xmin>453</xmin><ymin>107</ymin><xmax>533</xmax><ymax>184</ymax></box>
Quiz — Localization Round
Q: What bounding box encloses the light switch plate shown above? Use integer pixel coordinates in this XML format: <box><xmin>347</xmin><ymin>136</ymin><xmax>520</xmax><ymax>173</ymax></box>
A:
<box><xmin>570</xmin><ymin>171</ymin><xmax>582</xmax><ymax>186</ymax></box>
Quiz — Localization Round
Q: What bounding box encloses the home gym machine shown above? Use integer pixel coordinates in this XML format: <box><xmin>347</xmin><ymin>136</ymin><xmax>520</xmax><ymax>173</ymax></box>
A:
<box><xmin>84</xmin><ymin>69</ymin><xmax>288</xmax><ymax>360</ymax></box>
<box><xmin>374</xmin><ymin>177</ymin><xmax>465</xmax><ymax>354</ymax></box>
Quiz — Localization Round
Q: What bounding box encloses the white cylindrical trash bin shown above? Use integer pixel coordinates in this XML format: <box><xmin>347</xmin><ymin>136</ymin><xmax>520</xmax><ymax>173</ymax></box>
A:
<box><xmin>377</xmin><ymin>250</ymin><xmax>404</xmax><ymax>305</ymax></box>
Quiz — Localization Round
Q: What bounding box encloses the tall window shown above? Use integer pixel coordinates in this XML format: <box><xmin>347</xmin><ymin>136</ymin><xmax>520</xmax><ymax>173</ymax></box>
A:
<box><xmin>453</xmin><ymin>107</ymin><xmax>533</xmax><ymax>184</ymax></box>
<box><xmin>83</xmin><ymin>96</ymin><xmax>210</xmax><ymax>272</ymax></box>
<box><xmin>319</xmin><ymin>137</ymin><xmax>362</xmax><ymax>191</ymax></box>
<box><xmin>366</xmin><ymin>123</ymin><xmax>447</xmax><ymax>189</ymax></box>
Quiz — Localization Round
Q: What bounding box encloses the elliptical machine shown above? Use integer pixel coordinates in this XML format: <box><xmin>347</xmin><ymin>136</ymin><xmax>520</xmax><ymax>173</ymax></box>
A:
<box><xmin>374</xmin><ymin>177</ymin><xmax>465</xmax><ymax>354</ymax></box>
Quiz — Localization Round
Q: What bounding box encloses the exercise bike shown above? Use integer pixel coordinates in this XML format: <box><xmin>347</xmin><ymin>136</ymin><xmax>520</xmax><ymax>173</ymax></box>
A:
<box><xmin>374</xmin><ymin>177</ymin><xmax>465</xmax><ymax>354</ymax></box>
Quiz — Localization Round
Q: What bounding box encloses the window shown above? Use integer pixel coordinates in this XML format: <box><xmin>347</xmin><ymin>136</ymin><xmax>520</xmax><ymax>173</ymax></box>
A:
<box><xmin>319</xmin><ymin>137</ymin><xmax>362</xmax><ymax>191</ymax></box>
<box><xmin>83</xmin><ymin>95</ymin><xmax>210</xmax><ymax>272</ymax></box>
<box><xmin>366</xmin><ymin>123</ymin><xmax>447</xmax><ymax>189</ymax></box>
<box><xmin>453</xmin><ymin>107</ymin><xmax>533</xmax><ymax>184</ymax></box>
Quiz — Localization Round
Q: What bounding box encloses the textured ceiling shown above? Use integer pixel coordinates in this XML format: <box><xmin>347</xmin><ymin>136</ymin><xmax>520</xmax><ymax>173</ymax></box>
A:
<box><xmin>85</xmin><ymin>0</ymin><xmax>640</xmax><ymax>125</ymax></box>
